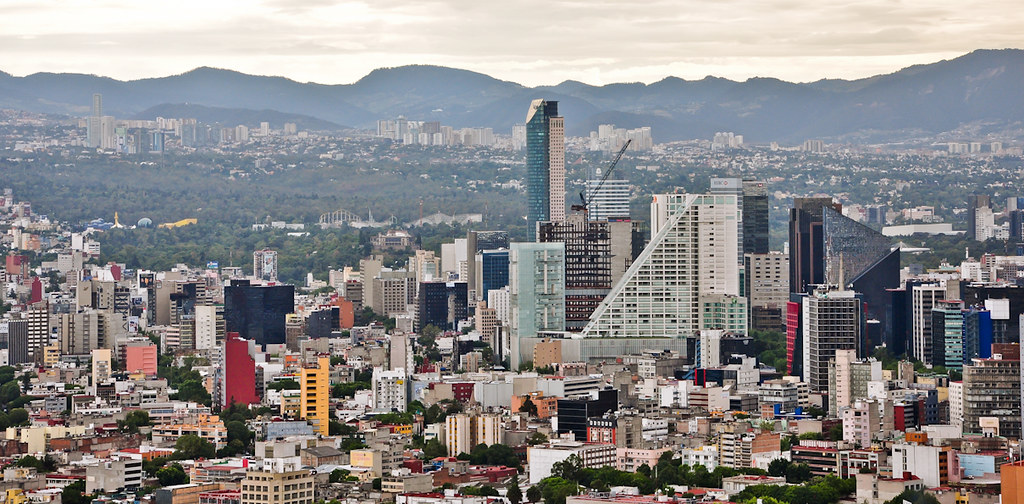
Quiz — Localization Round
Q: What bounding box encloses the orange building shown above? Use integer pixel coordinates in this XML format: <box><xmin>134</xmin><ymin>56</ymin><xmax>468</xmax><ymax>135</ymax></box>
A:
<box><xmin>125</xmin><ymin>344</ymin><xmax>158</xmax><ymax>376</ymax></box>
<box><xmin>1003</xmin><ymin>460</ymin><xmax>1024</xmax><ymax>504</ymax></box>
<box><xmin>333</xmin><ymin>298</ymin><xmax>355</xmax><ymax>329</ymax></box>
<box><xmin>511</xmin><ymin>392</ymin><xmax>558</xmax><ymax>419</ymax></box>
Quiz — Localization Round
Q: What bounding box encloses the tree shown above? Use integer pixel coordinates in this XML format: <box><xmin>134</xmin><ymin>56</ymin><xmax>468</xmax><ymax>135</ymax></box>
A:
<box><xmin>767</xmin><ymin>458</ymin><xmax>789</xmax><ymax>477</ymax></box>
<box><xmin>175</xmin><ymin>379</ymin><xmax>212</xmax><ymax>406</ymax></box>
<box><xmin>423</xmin><ymin>438</ymin><xmax>448</xmax><ymax>459</ymax></box>
<box><xmin>156</xmin><ymin>464</ymin><xmax>189</xmax><ymax>486</ymax></box>
<box><xmin>61</xmin><ymin>480</ymin><xmax>93</xmax><ymax>504</ymax></box>
<box><xmin>329</xmin><ymin>468</ymin><xmax>351</xmax><ymax>483</ymax></box>
<box><xmin>519</xmin><ymin>397</ymin><xmax>539</xmax><ymax>417</ymax></box>
<box><xmin>539</xmin><ymin>477</ymin><xmax>580</xmax><ymax>504</ymax></box>
<box><xmin>266</xmin><ymin>379</ymin><xmax>300</xmax><ymax>391</ymax></box>
<box><xmin>0</xmin><ymin>381</ymin><xmax>20</xmax><ymax>405</ymax></box>
<box><xmin>526</xmin><ymin>432</ymin><xmax>549</xmax><ymax>446</ymax></box>
<box><xmin>119</xmin><ymin>410</ymin><xmax>151</xmax><ymax>433</ymax></box>
<box><xmin>7</xmin><ymin>408</ymin><xmax>29</xmax><ymax>426</ymax></box>
<box><xmin>508</xmin><ymin>474</ymin><xmax>523</xmax><ymax>504</ymax></box>
<box><xmin>174</xmin><ymin>434</ymin><xmax>216</xmax><ymax>460</ymax></box>
<box><xmin>527</xmin><ymin>486</ymin><xmax>542</xmax><ymax>503</ymax></box>
<box><xmin>225</xmin><ymin>420</ymin><xmax>253</xmax><ymax>446</ymax></box>
<box><xmin>551</xmin><ymin>455</ymin><xmax>582</xmax><ymax>482</ymax></box>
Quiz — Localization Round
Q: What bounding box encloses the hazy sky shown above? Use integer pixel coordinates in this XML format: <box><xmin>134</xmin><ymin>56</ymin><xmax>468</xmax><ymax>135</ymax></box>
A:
<box><xmin>0</xmin><ymin>0</ymin><xmax>1020</xmax><ymax>86</ymax></box>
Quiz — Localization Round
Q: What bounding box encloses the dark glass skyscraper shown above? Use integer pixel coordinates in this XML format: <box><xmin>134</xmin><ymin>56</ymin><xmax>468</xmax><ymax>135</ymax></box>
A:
<box><xmin>479</xmin><ymin>250</ymin><xmax>509</xmax><ymax>303</ymax></box>
<box><xmin>789</xmin><ymin>198</ymin><xmax>840</xmax><ymax>294</ymax></box>
<box><xmin>526</xmin><ymin>100</ymin><xmax>565</xmax><ymax>241</ymax></box>
<box><xmin>743</xmin><ymin>180</ymin><xmax>770</xmax><ymax>254</ymax></box>
<box><xmin>224</xmin><ymin>282</ymin><xmax>295</xmax><ymax>347</ymax></box>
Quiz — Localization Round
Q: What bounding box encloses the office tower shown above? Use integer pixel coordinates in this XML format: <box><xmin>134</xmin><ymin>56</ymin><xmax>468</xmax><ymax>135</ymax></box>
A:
<box><xmin>556</xmin><ymin>389</ymin><xmax>618</xmax><ymax>441</ymax></box>
<box><xmin>253</xmin><ymin>249</ymin><xmax>278</xmax><ymax>282</ymax></box>
<box><xmin>930</xmin><ymin>300</ymin><xmax>965</xmax><ymax>369</ymax></box>
<box><xmin>415</xmin><ymin>281</ymin><xmax>467</xmax><ymax>332</ymax></box>
<box><xmin>823</xmin><ymin>206</ymin><xmax>900</xmax><ymax>344</ymax></box>
<box><xmin>789</xmin><ymin>198</ymin><xmax>841</xmax><ymax>294</ymax></box>
<box><xmin>87</xmin><ymin>93</ymin><xmax>102</xmax><ymax>148</ymax></box>
<box><xmin>8</xmin><ymin>320</ymin><xmax>29</xmax><ymax>365</ymax></box>
<box><xmin>583</xmin><ymin>193</ymin><xmax>742</xmax><ymax>339</ymax></box>
<box><xmin>224</xmin><ymin>333</ymin><xmax>258</xmax><ymax>407</ymax></box>
<box><xmin>967</xmin><ymin>195</ymin><xmax>991</xmax><ymax>242</ymax></box>
<box><xmin>478</xmin><ymin>250</ymin><xmax>509</xmax><ymax>304</ymax></box>
<box><xmin>526</xmin><ymin>99</ymin><xmax>565</xmax><ymax>240</ymax></box>
<box><xmin>224</xmin><ymin>281</ymin><xmax>295</xmax><ymax>347</ymax></box>
<box><xmin>26</xmin><ymin>306</ymin><xmax>50</xmax><ymax>362</ymax></box>
<box><xmin>802</xmin><ymin>289</ymin><xmax>862</xmax><ymax>392</ymax></box>
<box><xmin>963</xmin><ymin>344</ymin><xmax>1019</xmax><ymax>439</ymax></box>
<box><xmin>538</xmin><ymin>214</ymin><xmax>613</xmax><ymax>332</ymax></box>
<box><xmin>585</xmin><ymin>178</ymin><xmax>630</xmax><ymax>222</ymax></box>
<box><xmin>300</xmin><ymin>356</ymin><xmax>330</xmax><ymax>436</ymax></box>
<box><xmin>743</xmin><ymin>180</ymin><xmax>769</xmax><ymax>254</ymax></box>
<box><xmin>745</xmin><ymin>252</ymin><xmax>790</xmax><ymax>332</ymax></box>
<box><xmin>962</xmin><ymin>307</ymin><xmax>993</xmax><ymax>362</ymax></box>
<box><xmin>785</xmin><ymin>293</ymin><xmax>807</xmax><ymax>375</ymax></box>
<box><xmin>710</xmin><ymin>178</ymin><xmax>745</xmax><ymax>262</ymax></box>
<box><xmin>170</xmin><ymin>282</ymin><xmax>198</xmax><ymax>350</ymax></box>
<box><xmin>372</xmin><ymin>367</ymin><xmax>407</xmax><ymax>412</ymax></box>
<box><xmin>912</xmin><ymin>284</ymin><xmax>945</xmax><ymax>364</ymax></box>
<box><xmin>961</xmin><ymin>284</ymin><xmax>1024</xmax><ymax>344</ymax></box>
<box><xmin>509</xmin><ymin>242</ymin><xmax>565</xmax><ymax>368</ymax></box>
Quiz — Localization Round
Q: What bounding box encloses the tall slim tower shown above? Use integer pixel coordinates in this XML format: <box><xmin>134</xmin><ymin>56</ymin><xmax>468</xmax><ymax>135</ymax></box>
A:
<box><xmin>87</xmin><ymin>93</ymin><xmax>103</xmax><ymax>148</ymax></box>
<box><xmin>526</xmin><ymin>99</ymin><xmax>565</xmax><ymax>241</ymax></box>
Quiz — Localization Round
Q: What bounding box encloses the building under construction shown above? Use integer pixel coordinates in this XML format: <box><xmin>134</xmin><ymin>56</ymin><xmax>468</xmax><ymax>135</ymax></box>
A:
<box><xmin>538</xmin><ymin>214</ymin><xmax>643</xmax><ymax>331</ymax></box>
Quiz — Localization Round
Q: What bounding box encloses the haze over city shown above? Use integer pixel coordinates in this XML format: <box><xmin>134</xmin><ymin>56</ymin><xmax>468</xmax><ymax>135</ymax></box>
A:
<box><xmin>1</xmin><ymin>0</ymin><xmax>1022</xmax><ymax>85</ymax></box>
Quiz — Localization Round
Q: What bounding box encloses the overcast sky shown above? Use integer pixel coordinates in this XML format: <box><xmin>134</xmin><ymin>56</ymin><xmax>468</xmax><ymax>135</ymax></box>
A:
<box><xmin>0</xmin><ymin>0</ymin><xmax>1020</xmax><ymax>86</ymax></box>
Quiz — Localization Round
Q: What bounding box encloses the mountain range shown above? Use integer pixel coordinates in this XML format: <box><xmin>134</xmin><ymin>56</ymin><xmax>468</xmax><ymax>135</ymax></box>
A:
<box><xmin>1</xmin><ymin>49</ymin><xmax>1022</xmax><ymax>143</ymax></box>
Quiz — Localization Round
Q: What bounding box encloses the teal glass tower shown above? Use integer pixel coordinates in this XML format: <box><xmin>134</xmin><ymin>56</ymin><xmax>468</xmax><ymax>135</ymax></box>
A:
<box><xmin>526</xmin><ymin>99</ymin><xmax>565</xmax><ymax>241</ymax></box>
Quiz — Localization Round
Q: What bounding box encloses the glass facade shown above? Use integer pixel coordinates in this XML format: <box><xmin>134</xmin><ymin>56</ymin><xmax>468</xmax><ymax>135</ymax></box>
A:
<box><xmin>526</xmin><ymin>100</ymin><xmax>560</xmax><ymax>241</ymax></box>
<box><xmin>479</xmin><ymin>250</ymin><xmax>509</xmax><ymax>304</ymax></box>
<box><xmin>224</xmin><ymin>283</ymin><xmax>295</xmax><ymax>347</ymax></box>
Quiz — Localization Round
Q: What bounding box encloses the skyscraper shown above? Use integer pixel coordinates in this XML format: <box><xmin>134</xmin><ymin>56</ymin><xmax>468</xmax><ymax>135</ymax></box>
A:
<box><xmin>802</xmin><ymin>288</ymin><xmax>862</xmax><ymax>392</ymax></box>
<box><xmin>789</xmin><ymin>197</ymin><xmax>841</xmax><ymax>294</ymax></box>
<box><xmin>87</xmin><ymin>93</ymin><xmax>102</xmax><ymax>148</ymax></box>
<box><xmin>224</xmin><ymin>281</ymin><xmax>294</xmax><ymax>347</ymax></box>
<box><xmin>585</xmin><ymin>178</ymin><xmax>630</xmax><ymax>222</ymax></box>
<box><xmin>967</xmin><ymin>194</ymin><xmax>991</xmax><ymax>242</ymax></box>
<box><xmin>538</xmin><ymin>214</ymin><xmax>613</xmax><ymax>332</ymax></box>
<box><xmin>742</xmin><ymin>180</ymin><xmax>770</xmax><ymax>254</ymax></box>
<box><xmin>582</xmin><ymin>192</ymin><xmax>742</xmax><ymax>338</ymax></box>
<box><xmin>526</xmin><ymin>99</ymin><xmax>565</xmax><ymax>240</ymax></box>
<box><xmin>509</xmin><ymin>242</ymin><xmax>565</xmax><ymax>367</ymax></box>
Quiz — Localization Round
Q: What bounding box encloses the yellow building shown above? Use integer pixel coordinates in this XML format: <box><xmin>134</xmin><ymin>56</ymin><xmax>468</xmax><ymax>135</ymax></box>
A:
<box><xmin>240</xmin><ymin>467</ymin><xmax>313</xmax><ymax>504</ymax></box>
<box><xmin>300</xmin><ymin>357</ymin><xmax>330</xmax><ymax>436</ymax></box>
<box><xmin>42</xmin><ymin>346</ymin><xmax>60</xmax><ymax>368</ymax></box>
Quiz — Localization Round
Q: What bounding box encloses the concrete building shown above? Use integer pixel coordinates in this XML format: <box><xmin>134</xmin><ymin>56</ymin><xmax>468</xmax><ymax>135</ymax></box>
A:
<box><xmin>373</xmin><ymin>367</ymin><xmax>407</xmax><ymax>412</ymax></box>
<box><xmin>85</xmin><ymin>457</ymin><xmax>143</xmax><ymax>493</ymax></box>
<box><xmin>745</xmin><ymin>252</ymin><xmax>789</xmax><ymax>331</ymax></box>
<box><xmin>963</xmin><ymin>347</ymin><xmax>1020</xmax><ymax>439</ymax></box>
<box><xmin>239</xmin><ymin>462</ymin><xmax>313</xmax><ymax>504</ymax></box>
<box><xmin>444</xmin><ymin>413</ymin><xmax>503</xmax><ymax>457</ymax></box>
<box><xmin>802</xmin><ymin>289</ymin><xmax>862</xmax><ymax>392</ymax></box>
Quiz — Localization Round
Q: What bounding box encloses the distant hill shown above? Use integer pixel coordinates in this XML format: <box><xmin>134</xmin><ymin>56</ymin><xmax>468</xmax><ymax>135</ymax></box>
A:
<box><xmin>1</xmin><ymin>49</ymin><xmax>1023</xmax><ymax>142</ymax></box>
<box><xmin>131</xmin><ymin>104</ymin><xmax>347</xmax><ymax>131</ymax></box>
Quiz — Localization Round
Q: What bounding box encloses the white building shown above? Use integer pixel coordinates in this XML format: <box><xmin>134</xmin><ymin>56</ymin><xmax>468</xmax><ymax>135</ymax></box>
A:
<box><xmin>372</xmin><ymin>367</ymin><xmax>407</xmax><ymax>412</ymax></box>
<box><xmin>527</xmin><ymin>441</ymin><xmax>617</xmax><ymax>484</ymax></box>
<box><xmin>445</xmin><ymin>413</ymin><xmax>503</xmax><ymax>457</ymax></box>
<box><xmin>583</xmin><ymin>193</ymin><xmax>740</xmax><ymax>338</ymax></box>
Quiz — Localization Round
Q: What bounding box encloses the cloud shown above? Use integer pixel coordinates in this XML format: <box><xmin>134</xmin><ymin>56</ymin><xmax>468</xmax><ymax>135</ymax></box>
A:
<box><xmin>0</xmin><ymin>0</ymin><xmax>1019</xmax><ymax>86</ymax></box>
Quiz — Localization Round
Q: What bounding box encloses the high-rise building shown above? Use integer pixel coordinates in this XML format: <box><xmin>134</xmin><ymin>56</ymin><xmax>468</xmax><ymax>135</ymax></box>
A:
<box><xmin>478</xmin><ymin>250</ymin><xmax>509</xmax><ymax>304</ymax></box>
<box><xmin>822</xmin><ymin>206</ymin><xmax>899</xmax><ymax>345</ymax></box>
<box><xmin>300</xmin><ymin>356</ymin><xmax>330</xmax><ymax>436</ymax></box>
<box><xmin>415</xmin><ymin>281</ymin><xmax>467</xmax><ymax>332</ymax></box>
<box><xmin>742</xmin><ymin>181</ymin><xmax>770</xmax><ymax>255</ymax></box>
<box><xmin>827</xmin><ymin>349</ymin><xmax>881</xmax><ymax>414</ymax></box>
<box><xmin>224</xmin><ymin>281</ymin><xmax>294</xmax><ymax>347</ymax></box>
<box><xmin>510</xmin><ymin>242</ymin><xmax>565</xmax><ymax>368</ymax></box>
<box><xmin>195</xmin><ymin>304</ymin><xmax>225</xmax><ymax>350</ymax></box>
<box><xmin>963</xmin><ymin>344</ymin><xmax>1019</xmax><ymax>439</ymax></box>
<box><xmin>87</xmin><ymin>93</ymin><xmax>103</xmax><ymax>148</ymax></box>
<box><xmin>583</xmin><ymin>193</ymin><xmax>741</xmax><ymax>338</ymax></box>
<box><xmin>224</xmin><ymin>333</ymin><xmax>258</xmax><ymax>407</ymax></box>
<box><xmin>745</xmin><ymin>252</ymin><xmax>790</xmax><ymax>332</ymax></box>
<box><xmin>253</xmin><ymin>249</ymin><xmax>278</xmax><ymax>282</ymax></box>
<box><xmin>930</xmin><ymin>300</ymin><xmax>965</xmax><ymax>369</ymax></box>
<box><xmin>912</xmin><ymin>284</ymin><xmax>946</xmax><ymax>364</ymax></box>
<box><xmin>239</xmin><ymin>461</ymin><xmax>314</xmax><ymax>504</ymax></box>
<box><xmin>585</xmin><ymin>179</ymin><xmax>630</xmax><ymax>222</ymax></box>
<box><xmin>526</xmin><ymin>99</ymin><xmax>565</xmax><ymax>240</ymax></box>
<box><xmin>538</xmin><ymin>214</ymin><xmax>613</xmax><ymax>332</ymax></box>
<box><xmin>967</xmin><ymin>194</ymin><xmax>992</xmax><ymax>242</ymax></box>
<box><xmin>789</xmin><ymin>198</ymin><xmax>841</xmax><ymax>294</ymax></box>
<box><xmin>91</xmin><ymin>348</ymin><xmax>112</xmax><ymax>388</ymax></box>
<box><xmin>802</xmin><ymin>289</ymin><xmax>862</xmax><ymax>392</ymax></box>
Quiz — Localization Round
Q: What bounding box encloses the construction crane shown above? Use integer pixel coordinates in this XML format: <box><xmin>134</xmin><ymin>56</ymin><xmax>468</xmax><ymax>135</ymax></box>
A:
<box><xmin>571</xmin><ymin>139</ymin><xmax>631</xmax><ymax>219</ymax></box>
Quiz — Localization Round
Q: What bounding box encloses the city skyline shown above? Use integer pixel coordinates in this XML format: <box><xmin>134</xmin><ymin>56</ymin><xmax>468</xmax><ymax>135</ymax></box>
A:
<box><xmin>0</xmin><ymin>0</ymin><xmax>1020</xmax><ymax>87</ymax></box>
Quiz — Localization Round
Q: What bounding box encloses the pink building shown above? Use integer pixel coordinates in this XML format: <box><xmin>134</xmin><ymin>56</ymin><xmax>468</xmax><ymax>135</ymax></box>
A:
<box><xmin>125</xmin><ymin>344</ymin><xmax>158</xmax><ymax>376</ymax></box>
